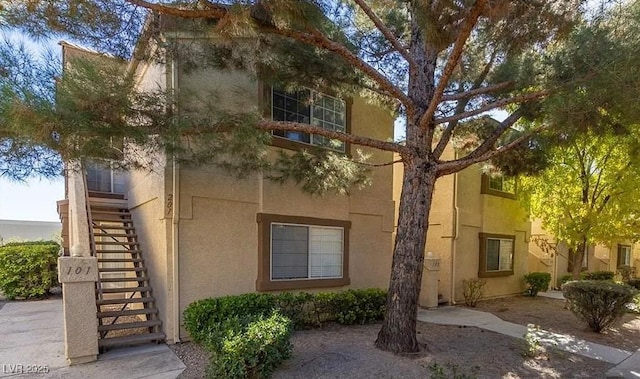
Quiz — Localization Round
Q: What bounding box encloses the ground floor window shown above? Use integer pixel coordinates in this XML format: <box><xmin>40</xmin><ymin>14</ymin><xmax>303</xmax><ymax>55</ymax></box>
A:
<box><xmin>257</xmin><ymin>213</ymin><xmax>350</xmax><ymax>291</ymax></box>
<box><xmin>479</xmin><ymin>233</ymin><xmax>515</xmax><ymax>277</ymax></box>
<box><xmin>618</xmin><ymin>244</ymin><xmax>632</xmax><ymax>268</ymax></box>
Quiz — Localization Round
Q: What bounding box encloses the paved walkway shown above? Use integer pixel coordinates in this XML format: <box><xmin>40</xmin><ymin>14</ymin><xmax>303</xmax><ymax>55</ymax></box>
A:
<box><xmin>0</xmin><ymin>299</ymin><xmax>185</xmax><ymax>378</ymax></box>
<box><xmin>418</xmin><ymin>305</ymin><xmax>640</xmax><ymax>379</ymax></box>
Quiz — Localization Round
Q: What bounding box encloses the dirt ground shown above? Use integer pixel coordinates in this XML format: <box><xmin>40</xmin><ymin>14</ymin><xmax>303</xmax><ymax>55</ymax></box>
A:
<box><xmin>473</xmin><ymin>295</ymin><xmax>640</xmax><ymax>352</ymax></box>
<box><xmin>170</xmin><ymin>294</ymin><xmax>634</xmax><ymax>378</ymax></box>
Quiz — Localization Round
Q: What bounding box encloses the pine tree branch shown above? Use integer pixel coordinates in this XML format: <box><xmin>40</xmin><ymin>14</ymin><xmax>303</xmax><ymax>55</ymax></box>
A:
<box><xmin>441</xmin><ymin>81</ymin><xmax>514</xmax><ymax>102</ymax></box>
<box><xmin>436</xmin><ymin>125</ymin><xmax>547</xmax><ymax>176</ymax></box>
<box><xmin>352</xmin><ymin>0</ymin><xmax>416</xmax><ymax>68</ymax></box>
<box><xmin>356</xmin><ymin>159</ymin><xmax>403</xmax><ymax>167</ymax></box>
<box><xmin>433</xmin><ymin>89</ymin><xmax>550</xmax><ymax>125</ymax></box>
<box><xmin>127</xmin><ymin>0</ymin><xmax>412</xmax><ymax>108</ymax></box>
<box><xmin>126</xmin><ymin>0</ymin><xmax>227</xmax><ymax>18</ymax></box>
<box><xmin>256</xmin><ymin>120</ymin><xmax>407</xmax><ymax>153</ymax></box>
<box><xmin>305</xmin><ymin>27</ymin><xmax>411</xmax><ymax>106</ymax></box>
<box><xmin>433</xmin><ymin>50</ymin><xmax>502</xmax><ymax>158</ymax></box>
<box><xmin>419</xmin><ymin>0</ymin><xmax>487</xmax><ymax>129</ymax></box>
<box><xmin>464</xmin><ymin>108</ymin><xmax>524</xmax><ymax>160</ymax></box>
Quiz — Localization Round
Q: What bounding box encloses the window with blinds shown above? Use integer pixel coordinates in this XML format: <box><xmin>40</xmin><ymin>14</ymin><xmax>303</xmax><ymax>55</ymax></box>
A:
<box><xmin>271</xmin><ymin>223</ymin><xmax>343</xmax><ymax>280</ymax></box>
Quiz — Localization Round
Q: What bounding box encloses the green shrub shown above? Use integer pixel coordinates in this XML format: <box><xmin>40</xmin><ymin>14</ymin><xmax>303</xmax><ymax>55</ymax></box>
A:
<box><xmin>523</xmin><ymin>272</ymin><xmax>551</xmax><ymax>297</ymax></box>
<box><xmin>580</xmin><ymin>271</ymin><xmax>615</xmax><ymax>281</ymax></box>
<box><xmin>207</xmin><ymin>312</ymin><xmax>292</xmax><ymax>379</ymax></box>
<box><xmin>627</xmin><ymin>279</ymin><xmax>640</xmax><ymax>290</ymax></box>
<box><xmin>0</xmin><ymin>241</ymin><xmax>59</xmax><ymax>300</ymax></box>
<box><xmin>183</xmin><ymin>293</ymin><xmax>277</xmax><ymax>349</ymax></box>
<box><xmin>560</xmin><ymin>274</ymin><xmax>574</xmax><ymax>286</ymax></box>
<box><xmin>461</xmin><ymin>278</ymin><xmax>486</xmax><ymax>307</ymax></box>
<box><xmin>184</xmin><ymin>288</ymin><xmax>387</xmax><ymax>378</ymax></box>
<box><xmin>330</xmin><ymin>288</ymin><xmax>387</xmax><ymax>325</ymax></box>
<box><xmin>562</xmin><ymin>280</ymin><xmax>638</xmax><ymax>332</ymax></box>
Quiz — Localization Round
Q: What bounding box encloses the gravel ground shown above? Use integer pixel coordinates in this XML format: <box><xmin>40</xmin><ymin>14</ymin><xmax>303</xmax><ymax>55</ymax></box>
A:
<box><xmin>473</xmin><ymin>295</ymin><xmax>640</xmax><ymax>352</ymax></box>
<box><xmin>171</xmin><ymin>322</ymin><xmax>611</xmax><ymax>378</ymax></box>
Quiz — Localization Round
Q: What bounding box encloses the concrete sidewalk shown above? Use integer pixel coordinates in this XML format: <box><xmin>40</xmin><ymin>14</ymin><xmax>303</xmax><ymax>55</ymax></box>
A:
<box><xmin>417</xmin><ymin>306</ymin><xmax>640</xmax><ymax>378</ymax></box>
<box><xmin>0</xmin><ymin>299</ymin><xmax>185</xmax><ymax>378</ymax></box>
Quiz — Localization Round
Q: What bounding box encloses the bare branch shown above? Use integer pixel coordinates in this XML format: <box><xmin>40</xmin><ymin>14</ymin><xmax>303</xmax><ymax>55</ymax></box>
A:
<box><xmin>256</xmin><ymin>120</ymin><xmax>407</xmax><ymax>154</ymax></box>
<box><xmin>434</xmin><ymin>89</ymin><xmax>550</xmax><ymax>125</ymax></box>
<box><xmin>442</xmin><ymin>81</ymin><xmax>514</xmax><ymax>102</ymax></box>
<box><xmin>352</xmin><ymin>0</ymin><xmax>416</xmax><ymax>69</ymax></box>
<box><xmin>436</xmin><ymin>125</ymin><xmax>547</xmax><ymax>177</ymax></box>
<box><xmin>419</xmin><ymin>0</ymin><xmax>487</xmax><ymax>129</ymax></box>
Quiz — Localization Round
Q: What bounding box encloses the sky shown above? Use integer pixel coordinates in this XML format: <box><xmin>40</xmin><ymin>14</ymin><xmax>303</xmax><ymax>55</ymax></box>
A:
<box><xmin>0</xmin><ymin>177</ymin><xmax>65</xmax><ymax>222</ymax></box>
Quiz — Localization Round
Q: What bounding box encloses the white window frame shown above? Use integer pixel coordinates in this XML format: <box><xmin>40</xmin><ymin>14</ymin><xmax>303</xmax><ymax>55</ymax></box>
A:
<box><xmin>270</xmin><ymin>88</ymin><xmax>346</xmax><ymax>152</ymax></box>
<box><xmin>270</xmin><ymin>222</ymin><xmax>344</xmax><ymax>281</ymax></box>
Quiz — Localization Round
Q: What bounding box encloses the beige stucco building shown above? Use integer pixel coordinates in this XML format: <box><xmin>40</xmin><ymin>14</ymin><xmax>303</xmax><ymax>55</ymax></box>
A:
<box><xmin>58</xmin><ymin>19</ymin><xmax>543</xmax><ymax>351</ymax></box>
<box><xmin>60</xmin><ymin>29</ymin><xmax>396</xmax><ymax>345</ymax></box>
<box><xmin>394</xmin><ymin>146</ymin><xmax>531</xmax><ymax>306</ymax></box>
<box><xmin>529</xmin><ymin>219</ymin><xmax>640</xmax><ymax>287</ymax></box>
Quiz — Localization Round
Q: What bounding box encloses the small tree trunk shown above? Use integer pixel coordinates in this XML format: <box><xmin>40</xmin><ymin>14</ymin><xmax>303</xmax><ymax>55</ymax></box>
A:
<box><xmin>375</xmin><ymin>157</ymin><xmax>437</xmax><ymax>353</ymax></box>
<box><xmin>571</xmin><ymin>237</ymin><xmax>587</xmax><ymax>279</ymax></box>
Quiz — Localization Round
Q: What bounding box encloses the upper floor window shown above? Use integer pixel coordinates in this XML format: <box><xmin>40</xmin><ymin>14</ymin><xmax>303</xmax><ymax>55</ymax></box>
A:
<box><xmin>271</xmin><ymin>88</ymin><xmax>346</xmax><ymax>152</ymax></box>
<box><xmin>481</xmin><ymin>174</ymin><xmax>516</xmax><ymax>199</ymax></box>
<box><xmin>618</xmin><ymin>244</ymin><xmax>632</xmax><ymax>267</ymax></box>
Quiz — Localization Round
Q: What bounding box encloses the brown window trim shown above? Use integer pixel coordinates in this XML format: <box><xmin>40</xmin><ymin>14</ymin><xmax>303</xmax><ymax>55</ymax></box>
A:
<box><xmin>617</xmin><ymin>244</ymin><xmax>632</xmax><ymax>268</ymax></box>
<box><xmin>478</xmin><ymin>233</ymin><xmax>515</xmax><ymax>278</ymax></box>
<box><xmin>256</xmin><ymin>213</ymin><xmax>351</xmax><ymax>291</ymax></box>
<box><xmin>480</xmin><ymin>174</ymin><xmax>516</xmax><ymax>200</ymax></box>
<box><xmin>259</xmin><ymin>83</ymin><xmax>352</xmax><ymax>157</ymax></box>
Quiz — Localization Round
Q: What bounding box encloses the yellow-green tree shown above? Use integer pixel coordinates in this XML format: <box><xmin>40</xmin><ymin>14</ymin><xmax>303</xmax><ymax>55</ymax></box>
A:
<box><xmin>522</xmin><ymin>131</ymin><xmax>640</xmax><ymax>279</ymax></box>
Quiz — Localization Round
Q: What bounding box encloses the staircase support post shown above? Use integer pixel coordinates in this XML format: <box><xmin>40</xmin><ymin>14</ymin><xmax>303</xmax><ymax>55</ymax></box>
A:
<box><xmin>58</xmin><ymin>253</ymin><xmax>99</xmax><ymax>365</ymax></box>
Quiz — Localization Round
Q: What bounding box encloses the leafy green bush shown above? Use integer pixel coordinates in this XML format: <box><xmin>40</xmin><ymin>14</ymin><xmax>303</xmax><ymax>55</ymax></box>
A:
<box><xmin>523</xmin><ymin>272</ymin><xmax>551</xmax><ymax>296</ymax></box>
<box><xmin>562</xmin><ymin>280</ymin><xmax>638</xmax><ymax>332</ymax></box>
<box><xmin>0</xmin><ymin>241</ymin><xmax>59</xmax><ymax>300</ymax></box>
<box><xmin>627</xmin><ymin>279</ymin><xmax>640</xmax><ymax>290</ymax></box>
<box><xmin>184</xmin><ymin>288</ymin><xmax>387</xmax><ymax>378</ymax></box>
<box><xmin>461</xmin><ymin>278</ymin><xmax>486</xmax><ymax>307</ymax></box>
<box><xmin>580</xmin><ymin>271</ymin><xmax>614</xmax><ymax>281</ymax></box>
<box><xmin>560</xmin><ymin>274</ymin><xmax>574</xmax><ymax>286</ymax></box>
<box><xmin>207</xmin><ymin>312</ymin><xmax>292</xmax><ymax>379</ymax></box>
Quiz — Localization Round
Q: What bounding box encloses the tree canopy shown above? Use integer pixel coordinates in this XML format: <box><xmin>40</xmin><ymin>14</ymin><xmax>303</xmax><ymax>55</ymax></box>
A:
<box><xmin>2</xmin><ymin>0</ymin><xmax>640</xmax><ymax>353</ymax></box>
<box><xmin>522</xmin><ymin>131</ymin><xmax>640</xmax><ymax>276</ymax></box>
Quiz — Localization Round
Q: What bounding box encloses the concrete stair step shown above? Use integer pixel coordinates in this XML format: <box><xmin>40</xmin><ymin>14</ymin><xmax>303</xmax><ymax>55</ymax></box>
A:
<box><xmin>97</xmin><ymin>249</ymin><xmax>142</xmax><ymax>254</ymax></box>
<box><xmin>97</xmin><ymin>296</ymin><xmax>155</xmax><ymax>306</ymax></box>
<box><xmin>92</xmin><ymin>226</ymin><xmax>135</xmax><ymax>231</ymax></box>
<box><xmin>97</xmin><ymin>308</ymin><xmax>158</xmax><ymax>318</ymax></box>
<box><xmin>98</xmin><ymin>319</ymin><xmax>162</xmax><ymax>332</ymax></box>
<box><xmin>99</xmin><ymin>267</ymin><xmax>146</xmax><ymax>273</ymax></box>
<box><xmin>94</xmin><ymin>233</ymin><xmax>137</xmax><ymax>238</ymax></box>
<box><xmin>98</xmin><ymin>332</ymin><xmax>165</xmax><ymax>348</ymax></box>
<box><xmin>99</xmin><ymin>276</ymin><xmax>149</xmax><ymax>283</ymax></box>
<box><xmin>98</xmin><ymin>258</ymin><xmax>144</xmax><ymax>263</ymax></box>
<box><xmin>99</xmin><ymin>286</ymin><xmax>151</xmax><ymax>294</ymax></box>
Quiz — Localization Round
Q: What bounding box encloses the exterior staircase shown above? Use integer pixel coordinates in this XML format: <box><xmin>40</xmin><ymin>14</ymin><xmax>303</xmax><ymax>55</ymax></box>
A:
<box><xmin>88</xmin><ymin>197</ymin><xmax>165</xmax><ymax>350</ymax></box>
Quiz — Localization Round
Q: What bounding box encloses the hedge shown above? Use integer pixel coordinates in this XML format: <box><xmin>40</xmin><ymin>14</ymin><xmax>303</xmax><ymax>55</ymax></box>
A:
<box><xmin>523</xmin><ymin>272</ymin><xmax>551</xmax><ymax>297</ymax></box>
<box><xmin>184</xmin><ymin>288</ymin><xmax>387</xmax><ymax>378</ymax></box>
<box><xmin>0</xmin><ymin>241</ymin><xmax>60</xmax><ymax>300</ymax></box>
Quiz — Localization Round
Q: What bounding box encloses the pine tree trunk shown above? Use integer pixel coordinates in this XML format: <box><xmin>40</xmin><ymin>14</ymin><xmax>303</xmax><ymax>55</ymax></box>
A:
<box><xmin>375</xmin><ymin>157</ymin><xmax>437</xmax><ymax>353</ymax></box>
